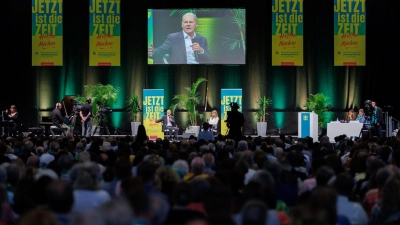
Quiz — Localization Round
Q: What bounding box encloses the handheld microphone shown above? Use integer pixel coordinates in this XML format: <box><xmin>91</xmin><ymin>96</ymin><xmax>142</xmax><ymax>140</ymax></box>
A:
<box><xmin>191</xmin><ymin>37</ymin><xmax>198</xmax><ymax>60</ymax></box>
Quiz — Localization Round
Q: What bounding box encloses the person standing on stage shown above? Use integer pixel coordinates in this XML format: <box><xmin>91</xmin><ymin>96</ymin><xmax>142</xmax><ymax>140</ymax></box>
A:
<box><xmin>371</xmin><ymin>101</ymin><xmax>383</xmax><ymax>138</ymax></box>
<box><xmin>156</xmin><ymin>109</ymin><xmax>179</xmax><ymax>140</ymax></box>
<box><xmin>225</xmin><ymin>102</ymin><xmax>245</xmax><ymax>141</ymax></box>
<box><xmin>51</xmin><ymin>103</ymin><xmax>71</xmax><ymax>137</ymax></box>
<box><xmin>5</xmin><ymin>105</ymin><xmax>19</xmax><ymax>136</ymax></box>
<box><xmin>80</xmin><ymin>98</ymin><xmax>93</xmax><ymax>137</ymax></box>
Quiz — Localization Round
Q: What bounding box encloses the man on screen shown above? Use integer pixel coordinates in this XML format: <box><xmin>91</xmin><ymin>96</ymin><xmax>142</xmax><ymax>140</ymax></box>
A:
<box><xmin>148</xmin><ymin>12</ymin><xmax>210</xmax><ymax>64</ymax></box>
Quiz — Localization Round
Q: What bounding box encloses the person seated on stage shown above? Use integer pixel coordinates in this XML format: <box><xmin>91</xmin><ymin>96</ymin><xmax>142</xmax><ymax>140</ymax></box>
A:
<box><xmin>156</xmin><ymin>109</ymin><xmax>179</xmax><ymax>140</ymax></box>
<box><xmin>5</xmin><ymin>105</ymin><xmax>20</xmax><ymax>137</ymax></box>
<box><xmin>51</xmin><ymin>103</ymin><xmax>71</xmax><ymax>137</ymax></box>
<box><xmin>225</xmin><ymin>102</ymin><xmax>245</xmax><ymax>141</ymax></box>
<box><xmin>208</xmin><ymin>110</ymin><xmax>219</xmax><ymax>132</ymax></box>
<box><xmin>197</xmin><ymin>122</ymin><xmax>215</xmax><ymax>142</ymax></box>
<box><xmin>345</xmin><ymin>109</ymin><xmax>356</xmax><ymax>122</ymax></box>
<box><xmin>356</xmin><ymin>108</ymin><xmax>366</xmax><ymax>123</ymax></box>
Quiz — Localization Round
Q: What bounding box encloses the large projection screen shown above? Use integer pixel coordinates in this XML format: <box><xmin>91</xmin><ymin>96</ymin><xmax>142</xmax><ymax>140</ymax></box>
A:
<box><xmin>148</xmin><ymin>9</ymin><xmax>246</xmax><ymax>65</ymax></box>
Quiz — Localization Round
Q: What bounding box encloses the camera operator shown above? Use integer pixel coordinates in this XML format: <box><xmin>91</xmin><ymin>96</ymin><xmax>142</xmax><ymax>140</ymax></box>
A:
<box><xmin>371</xmin><ymin>101</ymin><xmax>383</xmax><ymax>138</ymax></box>
<box><xmin>80</xmin><ymin>98</ymin><xmax>92</xmax><ymax>137</ymax></box>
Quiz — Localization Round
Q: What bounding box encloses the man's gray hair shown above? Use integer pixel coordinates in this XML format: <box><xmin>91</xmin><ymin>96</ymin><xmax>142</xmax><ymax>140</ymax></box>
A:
<box><xmin>71</xmin><ymin>210</ymin><xmax>106</xmax><ymax>225</ymax></box>
<box><xmin>172</xmin><ymin>160</ymin><xmax>189</xmax><ymax>174</ymax></box>
<box><xmin>24</xmin><ymin>140</ymin><xmax>34</xmax><ymax>151</ymax></box>
<box><xmin>208</xmin><ymin>143</ymin><xmax>216</xmax><ymax>152</ymax></box>
<box><xmin>150</xmin><ymin>194</ymin><xmax>170</xmax><ymax>225</ymax></box>
<box><xmin>237</xmin><ymin>140</ymin><xmax>248</xmax><ymax>152</ymax></box>
<box><xmin>70</xmin><ymin>162</ymin><xmax>101</xmax><ymax>190</ymax></box>
<box><xmin>249</xmin><ymin>170</ymin><xmax>275</xmax><ymax>189</ymax></box>
<box><xmin>49</xmin><ymin>141</ymin><xmax>60</xmax><ymax>152</ymax></box>
<box><xmin>199</xmin><ymin>145</ymin><xmax>209</xmax><ymax>153</ymax></box>
<box><xmin>190</xmin><ymin>157</ymin><xmax>205</xmax><ymax>174</ymax></box>
<box><xmin>79</xmin><ymin>151</ymin><xmax>91</xmax><ymax>163</ymax></box>
<box><xmin>98</xmin><ymin>199</ymin><xmax>134</xmax><ymax>225</ymax></box>
<box><xmin>182</xmin><ymin>12</ymin><xmax>197</xmax><ymax>22</ymax></box>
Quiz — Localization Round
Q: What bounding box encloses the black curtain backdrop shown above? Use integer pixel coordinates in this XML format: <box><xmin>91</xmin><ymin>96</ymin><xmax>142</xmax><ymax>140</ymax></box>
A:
<box><xmin>3</xmin><ymin>0</ymin><xmax>400</xmax><ymax>135</ymax></box>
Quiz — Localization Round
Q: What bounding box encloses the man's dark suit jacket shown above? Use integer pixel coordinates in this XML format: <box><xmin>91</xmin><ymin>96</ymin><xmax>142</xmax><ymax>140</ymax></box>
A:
<box><xmin>156</xmin><ymin>115</ymin><xmax>177</xmax><ymax>131</ymax></box>
<box><xmin>151</xmin><ymin>31</ymin><xmax>210</xmax><ymax>64</ymax></box>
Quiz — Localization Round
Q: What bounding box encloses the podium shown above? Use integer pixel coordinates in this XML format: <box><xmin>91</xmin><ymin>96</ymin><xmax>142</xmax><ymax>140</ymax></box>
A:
<box><xmin>298</xmin><ymin>112</ymin><xmax>318</xmax><ymax>141</ymax></box>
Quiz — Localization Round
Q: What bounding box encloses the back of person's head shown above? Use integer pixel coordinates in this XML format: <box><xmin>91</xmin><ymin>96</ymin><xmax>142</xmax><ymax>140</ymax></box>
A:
<box><xmin>47</xmin><ymin>180</ymin><xmax>74</xmax><ymax>214</ymax></box>
<box><xmin>237</xmin><ymin>140</ymin><xmax>248</xmax><ymax>152</ymax></box>
<box><xmin>202</xmin><ymin>122</ymin><xmax>210</xmax><ymax>131</ymax></box>
<box><xmin>376</xmin><ymin>166</ymin><xmax>395</xmax><ymax>189</ymax></box>
<box><xmin>180</xmin><ymin>141</ymin><xmax>190</xmax><ymax>151</ymax></box>
<box><xmin>190</xmin><ymin>177</ymin><xmax>210</xmax><ymax>202</ymax></box>
<box><xmin>114</xmin><ymin>157</ymin><xmax>132</xmax><ymax>180</ymax></box>
<box><xmin>190</xmin><ymin>156</ymin><xmax>205</xmax><ymax>174</ymax></box>
<box><xmin>172</xmin><ymin>159</ymin><xmax>189</xmax><ymax>174</ymax></box>
<box><xmin>173</xmin><ymin>181</ymin><xmax>194</xmax><ymax>207</ymax></box>
<box><xmin>334</xmin><ymin>173</ymin><xmax>354</xmax><ymax>196</ymax></box>
<box><xmin>137</xmin><ymin>161</ymin><xmax>157</xmax><ymax>184</ymax></box>
<box><xmin>149</xmin><ymin>194</ymin><xmax>170</xmax><ymax>225</ymax></box>
<box><xmin>70</xmin><ymin>162</ymin><xmax>100</xmax><ymax>190</ymax></box>
<box><xmin>241</xmin><ymin>200</ymin><xmax>268</xmax><ymax>225</ymax></box>
<box><xmin>380</xmin><ymin>173</ymin><xmax>400</xmax><ymax>210</ymax></box>
<box><xmin>307</xmin><ymin>186</ymin><xmax>338</xmax><ymax>225</ymax></box>
<box><xmin>202</xmin><ymin>153</ymin><xmax>214</xmax><ymax>168</ymax></box>
<box><xmin>263</xmin><ymin>160</ymin><xmax>282</xmax><ymax>180</ymax></box>
<box><xmin>58</xmin><ymin>152</ymin><xmax>74</xmax><ymax>170</ymax></box>
<box><xmin>17</xmin><ymin>208</ymin><xmax>59</xmax><ymax>225</ymax></box>
<box><xmin>71</xmin><ymin>209</ymin><xmax>106</xmax><ymax>225</ymax></box>
<box><xmin>98</xmin><ymin>198</ymin><xmax>135</xmax><ymax>225</ymax></box>
<box><xmin>249</xmin><ymin>170</ymin><xmax>275</xmax><ymax>189</ymax></box>
<box><xmin>316</xmin><ymin>166</ymin><xmax>336</xmax><ymax>186</ymax></box>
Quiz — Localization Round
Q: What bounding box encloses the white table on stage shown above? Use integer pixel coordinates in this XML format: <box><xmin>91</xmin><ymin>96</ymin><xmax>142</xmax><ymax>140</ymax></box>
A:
<box><xmin>327</xmin><ymin>121</ymin><xmax>364</xmax><ymax>142</ymax></box>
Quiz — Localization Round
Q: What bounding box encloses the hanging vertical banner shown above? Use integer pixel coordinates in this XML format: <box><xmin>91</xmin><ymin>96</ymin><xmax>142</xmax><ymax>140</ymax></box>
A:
<box><xmin>32</xmin><ymin>0</ymin><xmax>63</xmax><ymax>66</ymax></box>
<box><xmin>143</xmin><ymin>89</ymin><xmax>165</xmax><ymax>140</ymax></box>
<box><xmin>334</xmin><ymin>0</ymin><xmax>366</xmax><ymax>66</ymax></box>
<box><xmin>272</xmin><ymin>0</ymin><xmax>304</xmax><ymax>66</ymax></box>
<box><xmin>221</xmin><ymin>89</ymin><xmax>243</xmax><ymax>136</ymax></box>
<box><xmin>148</xmin><ymin>9</ymin><xmax>154</xmax><ymax>64</ymax></box>
<box><xmin>89</xmin><ymin>0</ymin><xmax>121</xmax><ymax>66</ymax></box>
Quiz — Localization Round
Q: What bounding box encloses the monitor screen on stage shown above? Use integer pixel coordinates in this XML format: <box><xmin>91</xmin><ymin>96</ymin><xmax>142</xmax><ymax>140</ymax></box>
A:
<box><xmin>148</xmin><ymin>8</ymin><xmax>246</xmax><ymax>65</ymax></box>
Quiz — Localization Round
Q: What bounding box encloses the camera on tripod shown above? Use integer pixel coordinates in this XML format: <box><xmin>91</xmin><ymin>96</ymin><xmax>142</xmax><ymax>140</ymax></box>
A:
<box><xmin>364</xmin><ymin>100</ymin><xmax>373</xmax><ymax>117</ymax></box>
<box><xmin>96</xmin><ymin>101</ymin><xmax>112</xmax><ymax>116</ymax></box>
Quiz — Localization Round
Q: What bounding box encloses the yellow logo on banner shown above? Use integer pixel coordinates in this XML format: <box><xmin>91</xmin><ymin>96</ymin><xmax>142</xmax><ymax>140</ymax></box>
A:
<box><xmin>303</xmin><ymin>115</ymin><xmax>308</xmax><ymax>121</ymax></box>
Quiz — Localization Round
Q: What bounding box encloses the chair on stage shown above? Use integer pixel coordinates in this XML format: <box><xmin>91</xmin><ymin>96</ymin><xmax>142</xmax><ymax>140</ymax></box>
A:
<box><xmin>50</xmin><ymin>125</ymin><xmax>62</xmax><ymax>136</ymax></box>
<box><xmin>161</xmin><ymin>121</ymin><xmax>178</xmax><ymax>140</ymax></box>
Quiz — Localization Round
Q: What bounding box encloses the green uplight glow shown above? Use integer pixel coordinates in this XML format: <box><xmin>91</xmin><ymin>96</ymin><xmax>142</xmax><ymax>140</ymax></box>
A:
<box><xmin>109</xmin><ymin>68</ymin><xmax>125</xmax><ymax>129</ymax></box>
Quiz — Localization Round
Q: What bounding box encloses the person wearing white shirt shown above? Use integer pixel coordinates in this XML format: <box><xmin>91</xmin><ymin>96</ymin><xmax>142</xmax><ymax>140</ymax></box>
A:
<box><xmin>208</xmin><ymin>110</ymin><xmax>219</xmax><ymax>132</ymax></box>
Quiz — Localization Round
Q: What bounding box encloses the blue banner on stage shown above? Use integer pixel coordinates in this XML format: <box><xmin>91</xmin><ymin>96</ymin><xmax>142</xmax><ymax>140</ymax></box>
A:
<box><xmin>301</xmin><ymin>112</ymin><xmax>310</xmax><ymax>137</ymax></box>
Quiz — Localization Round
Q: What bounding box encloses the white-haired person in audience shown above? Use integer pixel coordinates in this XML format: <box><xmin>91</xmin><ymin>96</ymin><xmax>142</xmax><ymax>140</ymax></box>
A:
<box><xmin>237</xmin><ymin>140</ymin><xmax>248</xmax><ymax>152</ymax></box>
<box><xmin>70</xmin><ymin>162</ymin><xmax>111</xmax><ymax>213</ymax></box>
<box><xmin>172</xmin><ymin>159</ymin><xmax>189</xmax><ymax>180</ymax></box>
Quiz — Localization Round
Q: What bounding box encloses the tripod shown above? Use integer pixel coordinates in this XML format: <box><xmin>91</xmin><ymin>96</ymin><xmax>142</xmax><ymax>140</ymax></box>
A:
<box><xmin>358</xmin><ymin>116</ymin><xmax>371</xmax><ymax>139</ymax></box>
<box><xmin>93</xmin><ymin>114</ymin><xmax>110</xmax><ymax>136</ymax></box>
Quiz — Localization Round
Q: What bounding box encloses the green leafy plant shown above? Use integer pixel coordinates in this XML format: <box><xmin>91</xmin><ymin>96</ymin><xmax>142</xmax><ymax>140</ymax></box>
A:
<box><xmin>222</xmin><ymin>9</ymin><xmax>246</xmax><ymax>54</ymax></box>
<box><xmin>303</xmin><ymin>93</ymin><xmax>333</xmax><ymax>128</ymax></box>
<box><xmin>75</xmin><ymin>83</ymin><xmax>120</xmax><ymax>124</ymax></box>
<box><xmin>170</xmin><ymin>77</ymin><xmax>207</xmax><ymax>126</ymax></box>
<box><xmin>255</xmin><ymin>96</ymin><xmax>273</xmax><ymax>122</ymax></box>
<box><xmin>126</xmin><ymin>94</ymin><xmax>142</xmax><ymax>122</ymax></box>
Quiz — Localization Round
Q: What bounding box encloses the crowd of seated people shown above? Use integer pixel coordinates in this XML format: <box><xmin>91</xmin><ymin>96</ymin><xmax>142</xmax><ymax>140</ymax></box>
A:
<box><xmin>0</xmin><ymin>130</ymin><xmax>400</xmax><ymax>225</ymax></box>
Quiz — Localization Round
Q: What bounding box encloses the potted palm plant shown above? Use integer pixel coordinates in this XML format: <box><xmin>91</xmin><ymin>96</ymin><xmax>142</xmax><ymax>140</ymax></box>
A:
<box><xmin>75</xmin><ymin>83</ymin><xmax>120</xmax><ymax>134</ymax></box>
<box><xmin>170</xmin><ymin>77</ymin><xmax>207</xmax><ymax>136</ymax></box>
<box><xmin>303</xmin><ymin>93</ymin><xmax>333</xmax><ymax>131</ymax></box>
<box><xmin>126</xmin><ymin>94</ymin><xmax>142</xmax><ymax>136</ymax></box>
<box><xmin>255</xmin><ymin>96</ymin><xmax>272</xmax><ymax>136</ymax></box>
